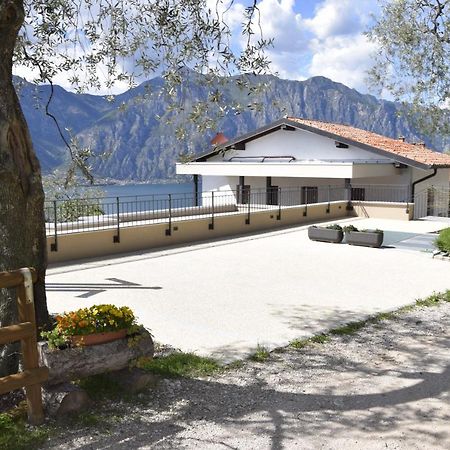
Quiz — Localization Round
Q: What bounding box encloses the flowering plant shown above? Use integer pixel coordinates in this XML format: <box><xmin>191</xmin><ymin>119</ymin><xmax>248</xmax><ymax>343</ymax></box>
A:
<box><xmin>41</xmin><ymin>304</ymin><xmax>137</xmax><ymax>349</ymax></box>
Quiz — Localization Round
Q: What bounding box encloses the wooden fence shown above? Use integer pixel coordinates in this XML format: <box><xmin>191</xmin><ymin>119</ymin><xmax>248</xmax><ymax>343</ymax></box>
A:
<box><xmin>0</xmin><ymin>268</ymin><xmax>48</xmax><ymax>425</ymax></box>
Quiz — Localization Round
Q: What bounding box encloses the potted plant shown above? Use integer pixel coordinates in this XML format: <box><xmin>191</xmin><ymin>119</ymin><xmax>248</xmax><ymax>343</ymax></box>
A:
<box><xmin>343</xmin><ymin>225</ymin><xmax>384</xmax><ymax>248</ymax></box>
<box><xmin>38</xmin><ymin>305</ymin><xmax>155</xmax><ymax>386</ymax></box>
<box><xmin>308</xmin><ymin>224</ymin><xmax>344</xmax><ymax>243</ymax></box>
<box><xmin>41</xmin><ymin>304</ymin><xmax>137</xmax><ymax>348</ymax></box>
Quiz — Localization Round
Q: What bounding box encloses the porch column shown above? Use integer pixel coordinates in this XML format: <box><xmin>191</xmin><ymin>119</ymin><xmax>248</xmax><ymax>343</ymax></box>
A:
<box><xmin>345</xmin><ymin>178</ymin><xmax>353</xmax><ymax>211</ymax></box>
<box><xmin>193</xmin><ymin>174</ymin><xmax>199</xmax><ymax>207</ymax></box>
<box><xmin>238</xmin><ymin>176</ymin><xmax>244</xmax><ymax>203</ymax></box>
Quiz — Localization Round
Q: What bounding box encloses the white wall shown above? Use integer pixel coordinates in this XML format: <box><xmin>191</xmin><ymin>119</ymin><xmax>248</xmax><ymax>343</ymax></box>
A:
<box><xmin>201</xmin><ymin>175</ymin><xmax>238</xmax><ymax>206</ymax></box>
<box><xmin>201</xmin><ymin>175</ymin><xmax>347</xmax><ymax>206</ymax></box>
<box><xmin>201</xmin><ymin>175</ymin><xmax>238</xmax><ymax>192</ymax></box>
<box><xmin>209</xmin><ymin>128</ymin><xmax>392</xmax><ymax>162</ymax></box>
<box><xmin>412</xmin><ymin>168</ymin><xmax>450</xmax><ymax>190</ymax></box>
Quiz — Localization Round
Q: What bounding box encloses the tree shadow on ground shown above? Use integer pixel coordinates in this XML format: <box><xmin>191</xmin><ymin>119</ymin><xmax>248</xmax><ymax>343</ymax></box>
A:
<box><xmin>49</xmin><ymin>311</ymin><xmax>450</xmax><ymax>450</ymax></box>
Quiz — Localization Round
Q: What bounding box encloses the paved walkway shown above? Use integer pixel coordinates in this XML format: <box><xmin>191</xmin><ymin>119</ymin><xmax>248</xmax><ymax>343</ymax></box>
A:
<box><xmin>46</xmin><ymin>218</ymin><xmax>450</xmax><ymax>361</ymax></box>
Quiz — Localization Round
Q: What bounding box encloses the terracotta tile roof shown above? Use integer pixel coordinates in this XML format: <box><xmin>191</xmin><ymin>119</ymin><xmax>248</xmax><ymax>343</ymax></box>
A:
<box><xmin>288</xmin><ymin>117</ymin><xmax>450</xmax><ymax>168</ymax></box>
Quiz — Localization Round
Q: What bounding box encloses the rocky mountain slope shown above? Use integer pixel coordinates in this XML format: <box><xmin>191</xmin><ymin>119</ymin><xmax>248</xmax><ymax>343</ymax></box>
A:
<box><xmin>16</xmin><ymin>74</ymin><xmax>450</xmax><ymax>182</ymax></box>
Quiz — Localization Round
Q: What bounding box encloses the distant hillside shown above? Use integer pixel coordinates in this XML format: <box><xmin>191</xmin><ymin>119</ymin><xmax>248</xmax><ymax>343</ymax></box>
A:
<box><xmin>16</xmin><ymin>74</ymin><xmax>450</xmax><ymax>182</ymax></box>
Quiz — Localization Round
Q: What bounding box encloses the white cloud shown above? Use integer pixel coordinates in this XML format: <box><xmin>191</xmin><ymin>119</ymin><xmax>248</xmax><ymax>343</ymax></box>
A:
<box><xmin>14</xmin><ymin>0</ymin><xmax>383</xmax><ymax>95</ymax></box>
<box><xmin>254</xmin><ymin>0</ymin><xmax>307</xmax><ymax>52</ymax></box>
<box><xmin>308</xmin><ymin>34</ymin><xmax>378</xmax><ymax>92</ymax></box>
<box><xmin>13</xmin><ymin>62</ymin><xmax>131</xmax><ymax>96</ymax></box>
<box><xmin>228</xmin><ymin>0</ymin><xmax>381</xmax><ymax>91</ymax></box>
<box><xmin>301</xmin><ymin>0</ymin><xmax>380</xmax><ymax>92</ymax></box>
<box><xmin>232</xmin><ymin>0</ymin><xmax>309</xmax><ymax>79</ymax></box>
<box><xmin>306</xmin><ymin>0</ymin><xmax>364</xmax><ymax>40</ymax></box>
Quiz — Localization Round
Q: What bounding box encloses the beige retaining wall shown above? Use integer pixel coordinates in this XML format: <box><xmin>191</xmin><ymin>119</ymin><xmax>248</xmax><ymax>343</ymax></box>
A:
<box><xmin>47</xmin><ymin>200</ymin><xmax>413</xmax><ymax>263</ymax></box>
<box><xmin>351</xmin><ymin>201</ymin><xmax>413</xmax><ymax>221</ymax></box>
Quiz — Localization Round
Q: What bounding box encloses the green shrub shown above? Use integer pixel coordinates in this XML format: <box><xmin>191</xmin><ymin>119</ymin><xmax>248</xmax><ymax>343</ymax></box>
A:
<box><xmin>0</xmin><ymin>413</ymin><xmax>48</xmax><ymax>450</ymax></box>
<box><xmin>434</xmin><ymin>228</ymin><xmax>450</xmax><ymax>253</ymax></box>
<box><xmin>343</xmin><ymin>225</ymin><xmax>359</xmax><ymax>232</ymax></box>
<box><xmin>326</xmin><ymin>224</ymin><xmax>343</xmax><ymax>231</ymax></box>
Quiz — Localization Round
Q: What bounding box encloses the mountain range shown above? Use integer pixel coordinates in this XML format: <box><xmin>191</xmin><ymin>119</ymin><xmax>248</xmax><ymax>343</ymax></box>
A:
<box><xmin>16</xmin><ymin>73</ymin><xmax>450</xmax><ymax>183</ymax></box>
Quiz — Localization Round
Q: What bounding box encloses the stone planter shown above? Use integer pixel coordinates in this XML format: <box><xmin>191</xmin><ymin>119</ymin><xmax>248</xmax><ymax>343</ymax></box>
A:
<box><xmin>38</xmin><ymin>329</ymin><xmax>154</xmax><ymax>385</ymax></box>
<box><xmin>308</xmin><ymin>226</ymin><xmax>344</xmax><ymax>243</ymax></box>
<box><xmin>345</xmin><ymin>230</ymin><xmax>384</xmax><ymax>248</ymax></box>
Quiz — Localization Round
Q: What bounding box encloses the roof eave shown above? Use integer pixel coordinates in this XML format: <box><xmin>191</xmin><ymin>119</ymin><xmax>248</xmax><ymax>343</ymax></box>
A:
<box><xmin>430</xmin><ymin>164</ymin><xmax>450</xmax><ymax>169</ymax></box>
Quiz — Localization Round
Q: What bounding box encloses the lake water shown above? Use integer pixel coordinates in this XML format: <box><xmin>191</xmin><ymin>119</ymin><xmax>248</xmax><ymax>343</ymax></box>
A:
<box><xmin>93</xmin><ymin>182</ymin><xmax>195</xmax><ymax>199</ymax></box>
<box><xmin>86</xmin><ymin>182</ymin><xmax>196</xmax><ymax>213</ymax></box>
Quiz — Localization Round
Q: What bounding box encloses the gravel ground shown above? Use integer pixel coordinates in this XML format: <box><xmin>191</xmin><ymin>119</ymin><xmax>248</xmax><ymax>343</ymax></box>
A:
<box><xmin>44</xmin><ymin>302</ymin><xmax>450</xmax><ymax>450</ymax></box>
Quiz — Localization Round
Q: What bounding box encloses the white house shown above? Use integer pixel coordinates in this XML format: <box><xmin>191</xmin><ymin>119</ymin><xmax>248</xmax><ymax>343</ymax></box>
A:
<box><xmin>176</xmin><ymin>117</ymin><xmax>450</xmax><ymax>216</ymax></box>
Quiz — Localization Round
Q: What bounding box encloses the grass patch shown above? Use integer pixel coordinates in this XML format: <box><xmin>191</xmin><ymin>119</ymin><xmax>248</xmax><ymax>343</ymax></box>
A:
<box><xmin>139</xmin><ymin>352</ymin><xmax>221</xmax><ymax>378</ymax></box>
<box><xmin>290</xmin><ymin>334</ymin><xmax>329</xmax><ymax>349</ymax></box>
<box><xmin>374</xmin><ymin>311</ymin><xmax>396</xmax><ymax>321</ymax></box>
<box><xmin>330</xmin><ymin>320</ymin><xmax>367</xmax><ymax>336</ymax></box>
<box><xmin>415</xmin><ymin>291</ymin><xmax>450</xmax><ymax>307</ymax></box>
<box><xmin>74</xmin><ymin>412</ymin><xmax>103</xmax><ymax>427</ymax></box>
<box><xmin>290</xmin><ymin>290</ymin><xmax>450</xmax><ymax>351</ymax></box>
<box><xmin>310</xmin><ymin>334</ymin><xmax>330</xmax><ymax>344</ymax></box>
<box><xmin>0</xmin><ymin>413</ymin><xmax>48</xmax><ymax>450</ymax></box>
<box><xmin>249</xmin><ymin>345</ymin><xmax>270</xmax><ymax>362</ymax></box>
<box><xmin>77</xmin><ymin>374</ymin><xmax>125</xmax><ymax>400</ymax></box>
<box><xmin>226</xmin><ymin>360</ymin><xmax>244</xmax><ymax>370</ymax></box>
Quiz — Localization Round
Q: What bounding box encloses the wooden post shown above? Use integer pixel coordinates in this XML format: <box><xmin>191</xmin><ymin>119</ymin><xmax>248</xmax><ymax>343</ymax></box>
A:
<box><xmin>0</xmin><ymin>268</ymin><xmax>46</xmax><ymax>425</ymax></box>
<box><xmin>17</xmin><ymin>281</ymin><xmax>45</xmax><ymax>425</ymax></box>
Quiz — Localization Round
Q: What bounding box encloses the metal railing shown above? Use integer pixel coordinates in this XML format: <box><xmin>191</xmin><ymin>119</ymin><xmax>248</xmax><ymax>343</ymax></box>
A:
<box><xmin>413</xmin><ymin>186</ymin><xmax>450</xmax><ymax>219</ymax></box>
<box><xmin>45</xmin><ymin>184</ymin><xmax>411</xmax><ymax>248</ymax></box>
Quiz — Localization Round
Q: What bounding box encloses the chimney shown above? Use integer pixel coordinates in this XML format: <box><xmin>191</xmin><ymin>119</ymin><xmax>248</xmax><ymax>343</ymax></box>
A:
<box><xmin>211</xmin><ymin>132</ymin><xmax>228</xmax><ymax>146</ymax></box>
<box><xmin>398</xmin><ymin>136</ymin><xmax>406</xmax><ymax>142</ymax></box>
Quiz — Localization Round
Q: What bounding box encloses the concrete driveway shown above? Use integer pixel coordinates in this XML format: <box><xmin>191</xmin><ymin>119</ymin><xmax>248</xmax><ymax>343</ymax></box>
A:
<box><xmin>46</xmin><ymin>217</ymin><xmax>450</xmax><ymax>362</ymax></box>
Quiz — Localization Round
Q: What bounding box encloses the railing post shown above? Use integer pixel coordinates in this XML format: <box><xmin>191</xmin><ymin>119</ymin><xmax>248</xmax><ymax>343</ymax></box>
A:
<box><xmin>276</xmin><ymin>187</ymin><xmax>281</xmax><ymax>220</ymax></box>
<box><xmin>326</xmin><ymin>185</ymin><xmax>331</xmax><ymax>214</ymax></box>
<box><xmin>345</xmin><ymin>178</ymin><xmax>353</xmax><ymax>211</ymax></box>
<box><xmin>193</xmin><ymin>174</ymin><xmax>199</xmax><ymax>207</ymax></box>
<box><xmin>166</xmin><ymin>194</ymin><xmax>172</xmax><ymax>236</ymax></box>
<box><xmin>113</xmin><ymin>197</ymin><xmax>120</xmax><ymax>243</ymax></box>
<box><xmin>51</xmin><ymin>200</ymin><xmax>58</xmax><ymax>252</ymax></box>
<box><xmin>245</xmin><ymin>189</ymin><xmax>251</xmax><ymax>225</ymax></box>
<box><xmin>303</xmin><ymin>187</ymin><xmax>308</xmax><ymax>216</ymax></box>
<box><xmin>209</xmin><ymin>191</ymin><xmax>215</xmax><ymax>230</ymax></box>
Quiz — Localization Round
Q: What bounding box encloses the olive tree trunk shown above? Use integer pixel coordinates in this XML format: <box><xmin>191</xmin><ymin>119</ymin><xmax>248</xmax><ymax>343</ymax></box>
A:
<box><xmin>0</xmin><ymin>0</ymin><xmax>49</xmax><ymax>377</ymax></box>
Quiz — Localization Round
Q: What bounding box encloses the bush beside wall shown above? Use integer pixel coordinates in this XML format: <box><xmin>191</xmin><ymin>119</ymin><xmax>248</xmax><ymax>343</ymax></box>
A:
<box><xmin>435</xmin><ymin>228</ymin><xmax>450</xmax><ymax>253</ymax></box>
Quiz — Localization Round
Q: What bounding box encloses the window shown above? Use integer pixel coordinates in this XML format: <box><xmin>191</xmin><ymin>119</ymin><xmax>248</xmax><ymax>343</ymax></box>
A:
<box><xmin>351</xmin><ymin>187</ymin><xmax>365</xmax><ymax>201</ymax></box>
<box><xmin>301</xmin><ymin>186</ymin><xmax>318</xmax><ymax>204</ymax></box>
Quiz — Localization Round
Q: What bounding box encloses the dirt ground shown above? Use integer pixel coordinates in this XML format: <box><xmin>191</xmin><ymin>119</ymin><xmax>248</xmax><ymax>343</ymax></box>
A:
<box><xmin>44</xmin><ymin>301</ymin><xmax>450</xmax><ymax>450</ymax></box>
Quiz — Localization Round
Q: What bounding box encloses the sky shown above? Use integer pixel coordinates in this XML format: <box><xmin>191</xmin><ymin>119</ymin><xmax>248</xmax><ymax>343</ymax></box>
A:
<box><xmin>14</xmin><ymin>0</ymin><xmax>381</xmax><ymax>96</ymax></box>
<box><xmin>242</xmin><ymin>0</ymin><xmax>381</xmax><ymax>94</ymax></box>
